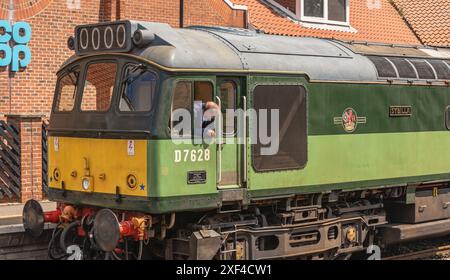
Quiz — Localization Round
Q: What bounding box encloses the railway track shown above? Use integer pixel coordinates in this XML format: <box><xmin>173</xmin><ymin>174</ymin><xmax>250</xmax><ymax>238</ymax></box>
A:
<box><xmin>383</xmin><ymin>244</ymin><xmax>450</xmax><ymax>260</ymax></box>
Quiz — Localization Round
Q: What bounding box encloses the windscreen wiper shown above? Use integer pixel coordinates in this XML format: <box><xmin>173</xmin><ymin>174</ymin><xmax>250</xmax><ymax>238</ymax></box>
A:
<box><xmin>120</xmin><ymin>64</ymin><xmax>147</xmax><ymax>86</ymax></box>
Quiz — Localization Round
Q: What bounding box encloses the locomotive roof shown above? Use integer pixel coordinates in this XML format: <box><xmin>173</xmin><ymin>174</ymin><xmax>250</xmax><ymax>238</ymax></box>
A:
<box><xmin>65</xmin><ymin>21</ymin><xmax>450</xmax><ymax>82</ymax></box>
<box><xmin>135</xmin><ymin>22</ymin><xmax>376</xmax><ymax>81</ymax></box>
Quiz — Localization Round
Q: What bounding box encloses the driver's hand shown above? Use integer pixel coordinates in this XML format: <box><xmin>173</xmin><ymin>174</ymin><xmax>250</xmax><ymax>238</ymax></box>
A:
<box><xmin>207</xmin><ymin>130</ymin><xmax>216</xmax><ymax>138</ymax></box>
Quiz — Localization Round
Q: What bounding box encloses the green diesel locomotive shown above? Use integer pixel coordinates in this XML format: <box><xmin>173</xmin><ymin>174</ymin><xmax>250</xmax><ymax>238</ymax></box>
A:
<box><xmin>23</xmin><ymin>20</ymin><xmax>450</xmax><ymax>260</ymax></box>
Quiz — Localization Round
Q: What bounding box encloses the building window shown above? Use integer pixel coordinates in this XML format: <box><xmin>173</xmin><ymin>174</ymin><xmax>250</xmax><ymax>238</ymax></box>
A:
<box><xmin>302</xmin><ymin>0</ymin><xmax>348</xmax><ymax>24</ymax></box>
<box><xmin>304</xmin><ymin>0</ymin><xmax>324</xmax><ymax>18</ymax></box>
<box><xmin>269</xmin><ymin>0</ymin><xmax>349</xmax><ymax>26</ymax></box>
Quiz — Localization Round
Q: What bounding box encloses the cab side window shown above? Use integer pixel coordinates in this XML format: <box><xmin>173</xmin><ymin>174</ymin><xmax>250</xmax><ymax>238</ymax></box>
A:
<box><xmin>171</xmin><ymin>81</ymin><xmax>192</xmax><ymax>137</ymax></box>
<box><xmin>194</xmin><ymin>82</ymin><xmax>213</xmax><ymax>103</ymax></box>
<box><xmin>170</xmin><ymin>81</ymin><xmax>214</xmax><ymax>138</ymax></box>
<box><xmin>193</xmin><ymin>82</ymin><xmax>214</xmax><ymax>138</ymax></box>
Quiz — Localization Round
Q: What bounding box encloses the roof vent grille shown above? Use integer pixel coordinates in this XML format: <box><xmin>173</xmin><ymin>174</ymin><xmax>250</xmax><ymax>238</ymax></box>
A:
<box><xmin>367</xmin><ymin>55</ymin><xmax>450</xmax><ymax>81</ymax></box>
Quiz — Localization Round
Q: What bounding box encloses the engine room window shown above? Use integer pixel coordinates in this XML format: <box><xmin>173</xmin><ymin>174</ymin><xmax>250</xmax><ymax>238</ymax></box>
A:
<box><xmin>119</xmin><ymin>65</ymin><xmax>157</xmax><ymax>112</ymax></box>
<box><xmin>81</xmin><ymin>62</ymin><xmax>117</xmax><ymax>111</ymax></box>
<box><xmin>252</xmin><ymin>85</ymin><xmax>307</xmax><ymax>172</ymax></box>
<box><xmin>55</xmin><ymin>68</ymin><xmax>80</xmax><ymax>112</ymax></box>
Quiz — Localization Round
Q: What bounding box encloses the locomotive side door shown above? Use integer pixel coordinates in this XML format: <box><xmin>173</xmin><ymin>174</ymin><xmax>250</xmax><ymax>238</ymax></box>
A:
<box><xmin>215</xmin><ymin>77</ymin><xmax>243</xmax><ymax>188</ymax></box>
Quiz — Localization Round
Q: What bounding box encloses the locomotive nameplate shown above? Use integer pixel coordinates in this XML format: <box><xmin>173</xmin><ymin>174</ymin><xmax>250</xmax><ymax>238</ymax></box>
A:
<box><xmin>187</xmin><ymin>171</ymin><xmax>207</xmax><ymax>185</ymax></box>
<box><xmin>390</xmin><ymin>106</ymin><xmax>412</xmax><ymax>117</ymax></box>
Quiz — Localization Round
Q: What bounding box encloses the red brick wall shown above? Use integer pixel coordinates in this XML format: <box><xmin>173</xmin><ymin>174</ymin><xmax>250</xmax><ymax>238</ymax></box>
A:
<box><xmin>5</xmin><ymin>115</ymin><xmax>43</xmax><ymax>203</ymax></box>
<box><xmin>184</xmin><ymin>0</ymin><xmax>247</xmax><ymax>28</ymax></box>
<box><xmin>274</xmin><ymin>0</ymin><xmax>296</xmax><ymax>13</ymax></box>
<box><xmin>0</xmin><ymin>0</ymin><xmax>246</xmax><ymax>118</ymax></box>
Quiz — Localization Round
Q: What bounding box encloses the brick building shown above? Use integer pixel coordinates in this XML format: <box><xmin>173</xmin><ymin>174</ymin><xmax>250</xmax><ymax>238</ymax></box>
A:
<box><xmin>0</xmin><ymin>0</ymin><xmax>247</xmax><ymax>202</ymax></box>
<box><xmin>0</xmin><ymin>0</ymin><xmax>247</xmax><ymax>116</ymax></box>
<box><xmin>0</xmin><ymin>0</ymin><xmax>448</xmax><ymax>203</ymax></box>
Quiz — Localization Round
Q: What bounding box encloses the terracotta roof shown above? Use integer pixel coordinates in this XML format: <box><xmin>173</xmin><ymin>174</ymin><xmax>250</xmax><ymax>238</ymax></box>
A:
<box><xmin>231</xmin><ymin>0</ymin><xmax>421</xmax><ymax>45</ymax></box>
<box><xmin>391</xmin><ymin>0</ymin><xmax>450</xmax><ymax>47</ymax></box>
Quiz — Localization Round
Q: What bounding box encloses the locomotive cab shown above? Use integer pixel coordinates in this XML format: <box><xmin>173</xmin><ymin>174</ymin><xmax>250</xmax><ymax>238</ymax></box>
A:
<box><xmin>48</xmin><ymin>56</ymin><xmax>159</xmax><ymax>201</ymax></box>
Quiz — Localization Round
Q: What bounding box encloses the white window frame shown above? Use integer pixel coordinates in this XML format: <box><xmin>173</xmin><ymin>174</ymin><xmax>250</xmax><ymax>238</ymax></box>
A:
<box><xmin>266</xmin><ymin>0</ymin><xmax>350</xmax><ymax>27</ymax></box>
<box><xmin>301</xmin><ymin>0</ymin><xmax>350</xmax><ymax>26</ymax></box>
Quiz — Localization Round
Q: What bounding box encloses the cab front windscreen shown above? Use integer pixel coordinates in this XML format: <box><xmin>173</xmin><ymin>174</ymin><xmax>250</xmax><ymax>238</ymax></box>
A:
<box><xmin>55</xmin><ymin>60</ymin><xmax>158</xmax><ymax>113</ymax></box>
<box><xmin>51</xmin><ymin>58</ymin><xmax>160</xmax><ymax>136</ymax></box>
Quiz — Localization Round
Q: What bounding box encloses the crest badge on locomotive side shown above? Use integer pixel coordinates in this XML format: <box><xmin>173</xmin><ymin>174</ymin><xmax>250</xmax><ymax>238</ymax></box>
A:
<box><xmin>334</xmin><ymin>108</ymin><xmax>367</xmax><ymax>133</ymax></box>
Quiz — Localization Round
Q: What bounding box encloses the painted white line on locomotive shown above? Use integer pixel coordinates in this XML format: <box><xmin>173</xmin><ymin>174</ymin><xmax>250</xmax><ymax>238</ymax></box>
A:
<box><xmin>116</xmin><ymin>24</ymin><xmax>126</xmax><ymax>48</ymax></box>
<box><xmin>92</xmin><ymin>28</ymin><xmax>101</xmax><ymax>50</ymax></box>
<box><xmin>79</xmin><ymin>28</ymin><xmax>89</xmax><ymax>50</ymax></box>
<box><xmin>104</xmin><ymin>26</ymin><xmax>114</xmax><ymax>49</ymax></box>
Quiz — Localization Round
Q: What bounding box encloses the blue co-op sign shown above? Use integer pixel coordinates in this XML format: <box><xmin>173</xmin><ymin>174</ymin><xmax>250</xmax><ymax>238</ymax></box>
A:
<box><xmin>0</xmin><ymin>20</ymin><xmax>32</xmax><ymax>72</ymax></box>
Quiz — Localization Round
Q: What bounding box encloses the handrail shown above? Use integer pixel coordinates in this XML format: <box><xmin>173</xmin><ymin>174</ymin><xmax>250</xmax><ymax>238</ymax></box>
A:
<box><xmin>215</xmin><ymin>96</ymin><xmax>222</xmax><ymax>184</ymax></box>
<box><xmin>242</xmin><ymin>96</ymin><xmax>247</xmax><ymax>184</ymax></box>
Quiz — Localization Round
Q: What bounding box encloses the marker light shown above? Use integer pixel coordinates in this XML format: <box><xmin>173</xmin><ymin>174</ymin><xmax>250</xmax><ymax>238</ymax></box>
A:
<box><xmin>82</xmin><ymin>178</ymin><xmax>90</xmax><ymax>191</ymax></box>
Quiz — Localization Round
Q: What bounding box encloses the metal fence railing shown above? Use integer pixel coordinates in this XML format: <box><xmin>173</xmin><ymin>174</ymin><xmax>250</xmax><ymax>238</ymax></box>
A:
<box><xmin>0</xmin><ymin>120</ymin><xmax>20</xmax><ymax>199</ymax></box>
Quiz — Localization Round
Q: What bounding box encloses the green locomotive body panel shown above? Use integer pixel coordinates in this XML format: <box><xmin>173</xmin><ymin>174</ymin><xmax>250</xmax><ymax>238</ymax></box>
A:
<box><xmin>48</xmin><ymin>73</ymin><xmax>450</xmax><ymax>214</ymax></box>
<box><xmin>47</xmin><ymin>20</ymin><xmax>450</xmax><ymax>214</ymax></box>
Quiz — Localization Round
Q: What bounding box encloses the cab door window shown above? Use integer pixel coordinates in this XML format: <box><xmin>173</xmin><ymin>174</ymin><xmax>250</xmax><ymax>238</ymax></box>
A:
<box><xmin>219</xmin><ymin>81</ymin><xmax>237</xmax><ymax>135</ymax></box>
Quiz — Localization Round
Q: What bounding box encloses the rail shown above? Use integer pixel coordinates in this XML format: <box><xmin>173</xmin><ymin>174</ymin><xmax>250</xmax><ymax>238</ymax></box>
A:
<box><xmin>383</xmin><ymin>244</ymin><xmax>450</xmax><ymax>260</ymax></box>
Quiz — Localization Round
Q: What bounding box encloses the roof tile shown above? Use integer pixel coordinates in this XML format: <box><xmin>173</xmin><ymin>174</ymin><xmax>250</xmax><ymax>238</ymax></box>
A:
<box><xmin>231</xmin><ymin>0</ymin><xmax>421</xmax><ymax>45</ymax></box>
<box><xmin>392</xmin><ymin>0</ymin><xmax>450</xmax><ymax>47</ymax></box>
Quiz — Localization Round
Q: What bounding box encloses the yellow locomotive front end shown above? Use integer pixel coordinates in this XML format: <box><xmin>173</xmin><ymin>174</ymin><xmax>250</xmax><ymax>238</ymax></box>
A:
<box><xmin>22</xmin><ymin>21</ymin><xmax>170</xmax><ymax>259</ymax></box>
<box><xmin>48</xmin><ymin>137</ymin><xmax>148</xmax><ymax>197</ymax></box>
